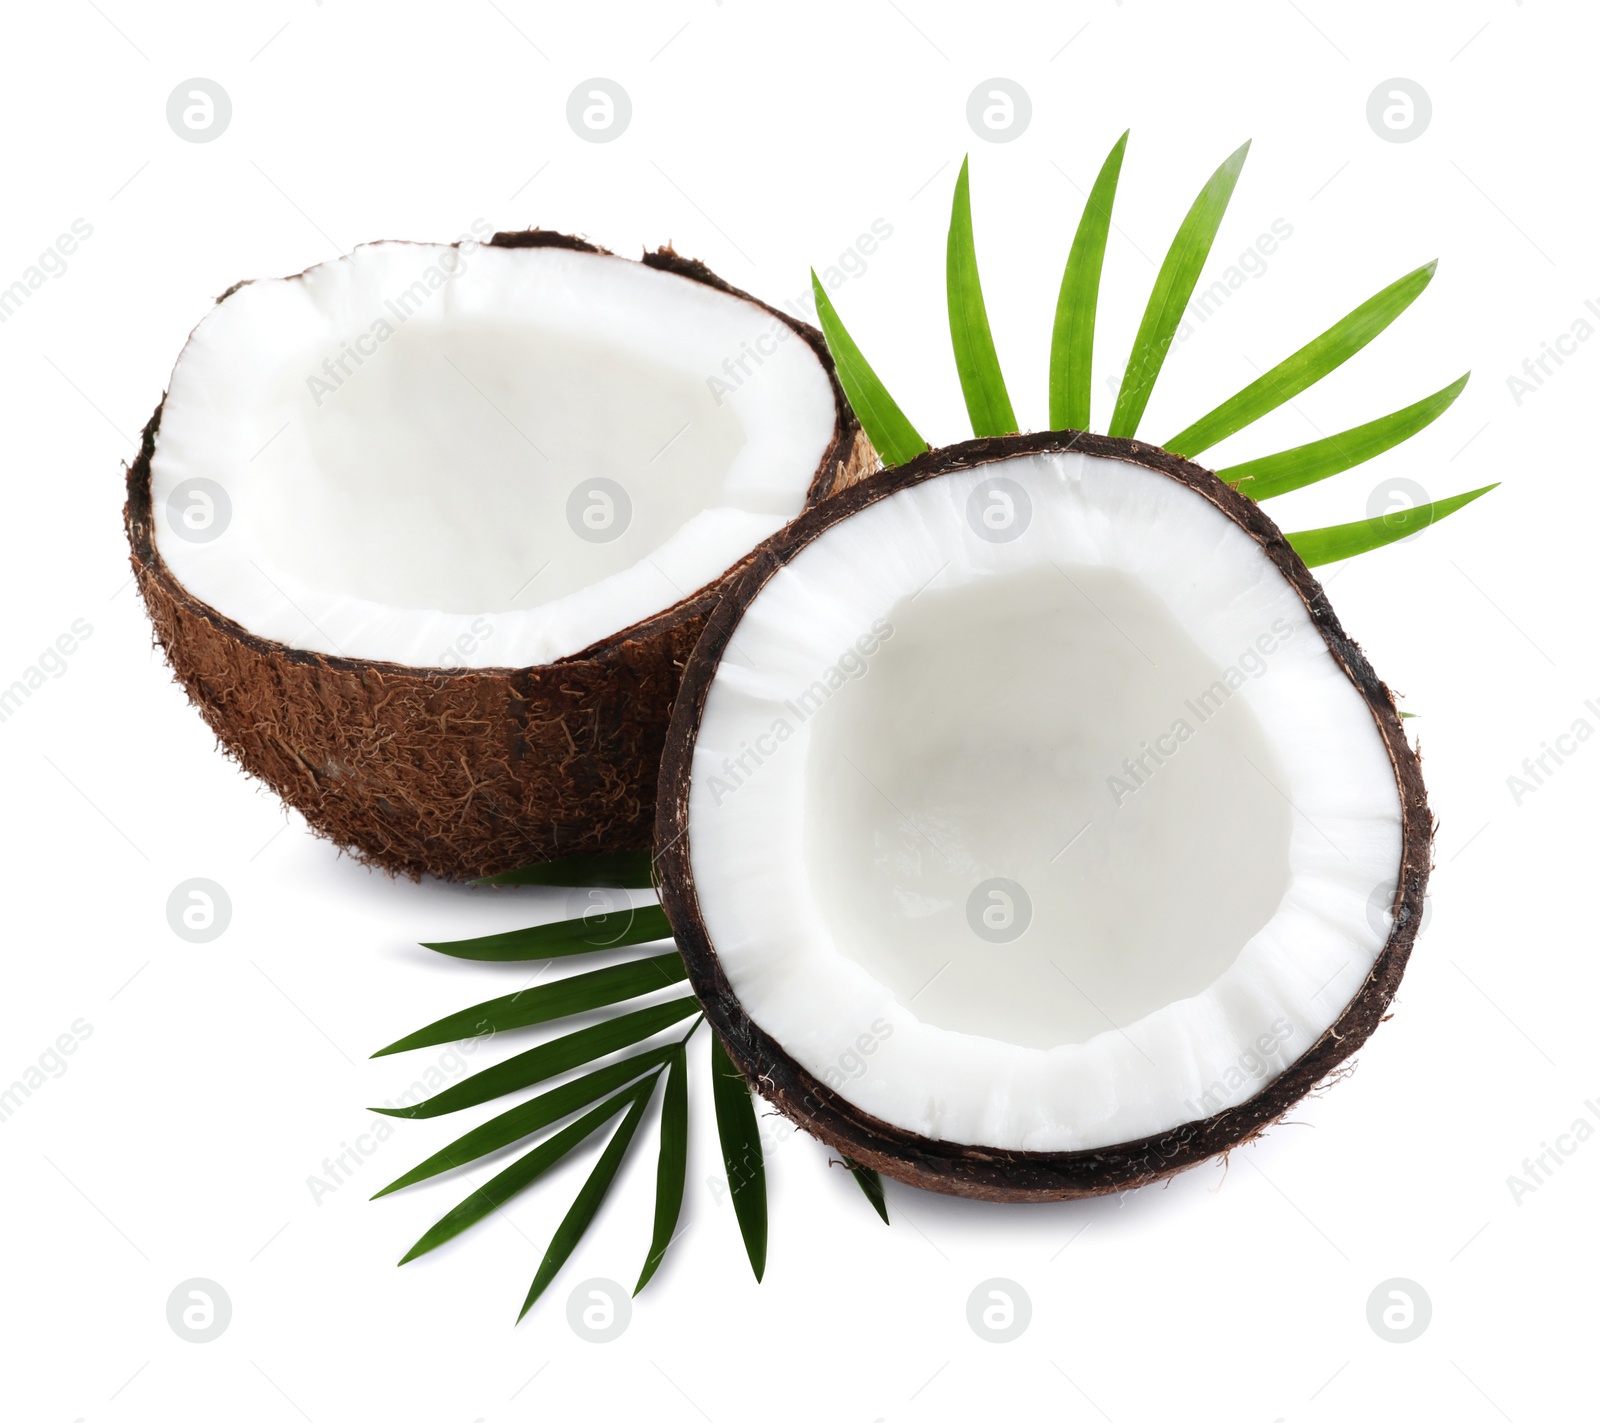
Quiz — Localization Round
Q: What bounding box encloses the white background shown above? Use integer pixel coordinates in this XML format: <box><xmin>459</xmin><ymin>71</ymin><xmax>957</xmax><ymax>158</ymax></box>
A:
<box><xmin>1</xmin><ymin>1</ymin><xmax>1595</xmax><ymax>1419</ymax></box>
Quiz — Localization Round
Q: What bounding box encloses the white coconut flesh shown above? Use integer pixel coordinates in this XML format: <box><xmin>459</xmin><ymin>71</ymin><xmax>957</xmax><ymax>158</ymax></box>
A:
<box><xmin>687</xmin><ymin>450</ymin><xmax>1404</xmax><ymax>1153</ymax></box>
<box><xmin>148</xmin><ymin>242</ymin><xmax>839</xmax><ymax>669</ymax></box>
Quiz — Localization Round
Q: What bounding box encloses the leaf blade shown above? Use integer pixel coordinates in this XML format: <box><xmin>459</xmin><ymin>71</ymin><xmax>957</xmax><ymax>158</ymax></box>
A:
<box><xmin>947</xmin><ymin>155</ymin><xmax>1018</xmax><ymax>437</ymax></box>
<box><xmin>1287</xmin><ymin>484</ymin><xmax>1497</xmax><ymax>567</ymax></box>
<box><xmin>518</xmin><ymin>1078</ymin><xmax>658</xmax><ymax>1320</ymax></box>
<box><xmin>1165</xmin><ymin>260</ymin><xmax>1439</xmax><ymax>457</ymax></box>
<box><xmin>811</xmin><ymin>270</ymin><xmax>928</xmax><ymax>468</ymax></box>
<box><xmin>1050</xmin><ymin>130</ymin><xmax>1129</xmax><ymax>431</ymax></box>
<box><xmin>473</xmin><ymin>851</ymin><xmax>655</xmax><ymax>888</ymax></box>
<box><xmin>398</xmin><ymin>1082</ymin><xmax>647</xmax><ymax>1264</ymax></box>
<box><xmin>1218</xmin><ymin>373</ymin><xmax>1470</xmax><ymax>500</ymax></box>
<box><xmin>710</xmin><ymin>1033</ymin><xmax>767</xmax><ymax>1282</ymax></box>
<box><xmin>634</xmin><ymin>1041</ymin><xmax>690</xmax><ymax>1295</ymax></box>
<box><xmin>371</xmin><ymin>996</ymin><xmax>698</xmax><ymax>1119</ymax></box>
<box><xmin>843</xmin><ymin>1157</ymin><xmax>890</xmax><ymax>1225</ymax></box>
<box><xmin>1109</xmin><ymin>140</ymin><xmax>1250</xmax><ymax>439</ymax></box>
<box><xmin>371</xmin><ymin>953</ymin><xmax>688</xmax><ymax>1057</ymax></box>
<box><xmin>422</xmin><ymin>903</ymin><xmax>673</xmax><ymax>962</ymax></box>
<box><xmin>373</xmin><ymin>1044</ymin><xmax>678</xmax><ymax>1197</ymax></box>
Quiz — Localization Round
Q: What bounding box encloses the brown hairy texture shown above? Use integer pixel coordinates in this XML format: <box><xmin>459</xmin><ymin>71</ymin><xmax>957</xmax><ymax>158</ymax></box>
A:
<box><xmin>656</xmin><ymin>430</ymin><xmax>1433</xmax><ymax>1202</ymax></box>
<box><xmin>125</xmin><ymin>232</ymin><xmax>869</xmax><ymax>882</ymax></box>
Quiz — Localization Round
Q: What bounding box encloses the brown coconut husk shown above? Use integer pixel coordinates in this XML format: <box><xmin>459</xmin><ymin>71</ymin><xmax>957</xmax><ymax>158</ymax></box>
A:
<box><xmin>124</xmin><ymin>230</ymin><xmax>872</xmax><ymax>882</ymax></box>
<box><xmin>655</xmin><ymin>430</ymin><xmax>1432</xmax><ymax>1202</ymax></box>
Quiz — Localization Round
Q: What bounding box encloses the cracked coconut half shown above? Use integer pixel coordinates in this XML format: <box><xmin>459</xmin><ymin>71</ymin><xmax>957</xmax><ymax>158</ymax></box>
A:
<box><xmin>652</xmin><ymin>134</ymin><xmax>1484</xmax><ymax>1201</ymax></box>
<box><xmin>658</xmin><ymin>432</ymin><xmax>1430</xmax><ymax>1200</ymax></box>
<box><xmin>126</xmin><ymin>231</ymin><xmax>867</xmax><ymax>880</ymax></box>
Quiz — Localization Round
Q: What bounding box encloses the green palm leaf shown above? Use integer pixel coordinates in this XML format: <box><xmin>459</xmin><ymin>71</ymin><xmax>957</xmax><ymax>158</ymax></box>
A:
<box><xmin>1219</xmin><ymin>373</ymin><xmax>1470</xmax><ymax>500</ymax></box>
<box><xmin>518</xmin><ymin>1078</ymin><xmax>658</xmax><ymax>1320</ymax></box>
<box><xmin>1109</xmin><ymin>140</ymin><xmax>1250</xmax><ymax>439</ymax></box>
<box><xmin>422</xmin><ymin>903</ymin><xmax>673</xmax><ymax>962</ymax></box>
<box><xmin>1165</xmin><ymin>261</ymin><xmax>1439</xmax><ymax>458</ymax></box>
<box><xmin>474</xmin><ymin>850</ymin><xmax>655</xmax><ymax>888</ymax></box>
<box><xmin>1287</xmin><ymin>484</ymin><xmax>1497</xmax><ymax>566</ymax></box>
<box><xmin>948</xmin><ymin>155</ymin><xmax>1018</xmax><ymax>437</ymax></box>
<box><xmin>635</xmin><ymin>1040</ymin><xmax>690</xmax><ymax>1295</ymax></box>
<box><xmin>710</xmin><ymin>1033</ymin><xmax>767</xmax><ymax>1281</ymax></box>
<box><xmin>843</xmin><ymin>1157</ymin><xmax>889</xmax><ymax>1224</ymax></box>
<box><xmin>398</xmin><ymin>1081</ymin><xmax>651</xmax><ymax>1264</ymax></box>
<box><xmin>373</xmin><ymin>1044</ymin><xmax>678</xmax><ymax>1197</ymax></box>
<box><xmin>372</xmin><ymin>996</ymin><xmax>699</xmax><ymax>1118</ymax></box>
<box><xmin>1049</xmin><ymin>130</ymin><xmax>1129</xmax><ymax>431</ymax></box>
<box><xmin>811</xmin><ymin>271</ymin><xmax>928</xmax><ymax>468</ymax></box>
<box><xmin>371</xmin><ymin>953</ymin><xmax>688</xmax><ymax>1057</ymax></box>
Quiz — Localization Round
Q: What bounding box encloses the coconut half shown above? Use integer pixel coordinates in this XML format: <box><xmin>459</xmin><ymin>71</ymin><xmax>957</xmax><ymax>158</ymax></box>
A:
<box><xmin>656</xmin><ymin>432</ymin><xmax>1430</xmax><ymax>1200</ymax></box>
<box><xmin>126</xmin><ymin>230</ymin><xmax>867</xmax><ymax>879</ymax></box>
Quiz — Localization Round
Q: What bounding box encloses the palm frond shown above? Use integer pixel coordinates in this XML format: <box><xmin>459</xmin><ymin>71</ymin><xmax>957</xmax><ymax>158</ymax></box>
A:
<box><xmin>1166</xmin><ymin>261</ymin><xmax>1438</xmax><ymax>457</ymax></box>
<box><xmin>373</xmin><ymin>1044</ymin><xmax>678</xmax><ymax>1197</ymax></box>
<box><xmin>842</xmin><ymin>1156</ymin><xmax>890</xmax><ymax>1224</ymax></box>
<box><xmin>399</xmin><ymin>1082</ymin><xmax>650</xmax><ymax>1265</ymax></box>
<box><xmin>372</xmin><ymin>996</ymin><xmax>698</xmax><ymax>1119</ymax></box>
<box><xmin>422</xmin><ymin>903</ymin><xmax>672</xmax><ymax>962</ymax></box>
<box><xmin>812</xmin><ymin>271</ymin><xmax>928</xmax><ymax>467</ymax></box>
<box><xmin>635</xmin><ymin>1039</ymin><xmax>691</xmax><ymax>1294</ymax></box>
<box><xmin>1050</xmin><ymin>130</ymin><xmax>1129</xmax><ymax>431</ymax></box>
<box><xmin>371</xmin><ymin>952</ymin><xmax>687</xmax><ymax>1057</ymax></box>
<box><xmin>948</xmin><ymin>155</ymin><xmax>1018</xmax><ymax>436</ymax></box>
<box><xmin>711</xmin><ymin>1032</ymin><xmax>768</xmax><ymax>1281</ymax></box>
<box><xmin>1109</xmin><ymin>140</ymin><xmax>1250</xmax><ymax>439</ymax></box>
<box><xmin>519</xmin><ymin>1078</ymin><xmax>658</xmax><ymax>1321</ymax></box>
<box><xmin>1288</xmin><ymin>484</ymin><xmax>1497</xmax><ymax>566</ymax></box>
<box><xmin>1219</xmin><ymin>374</ymin><xmax>1469</xmax><ymax>500</ymax></box>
